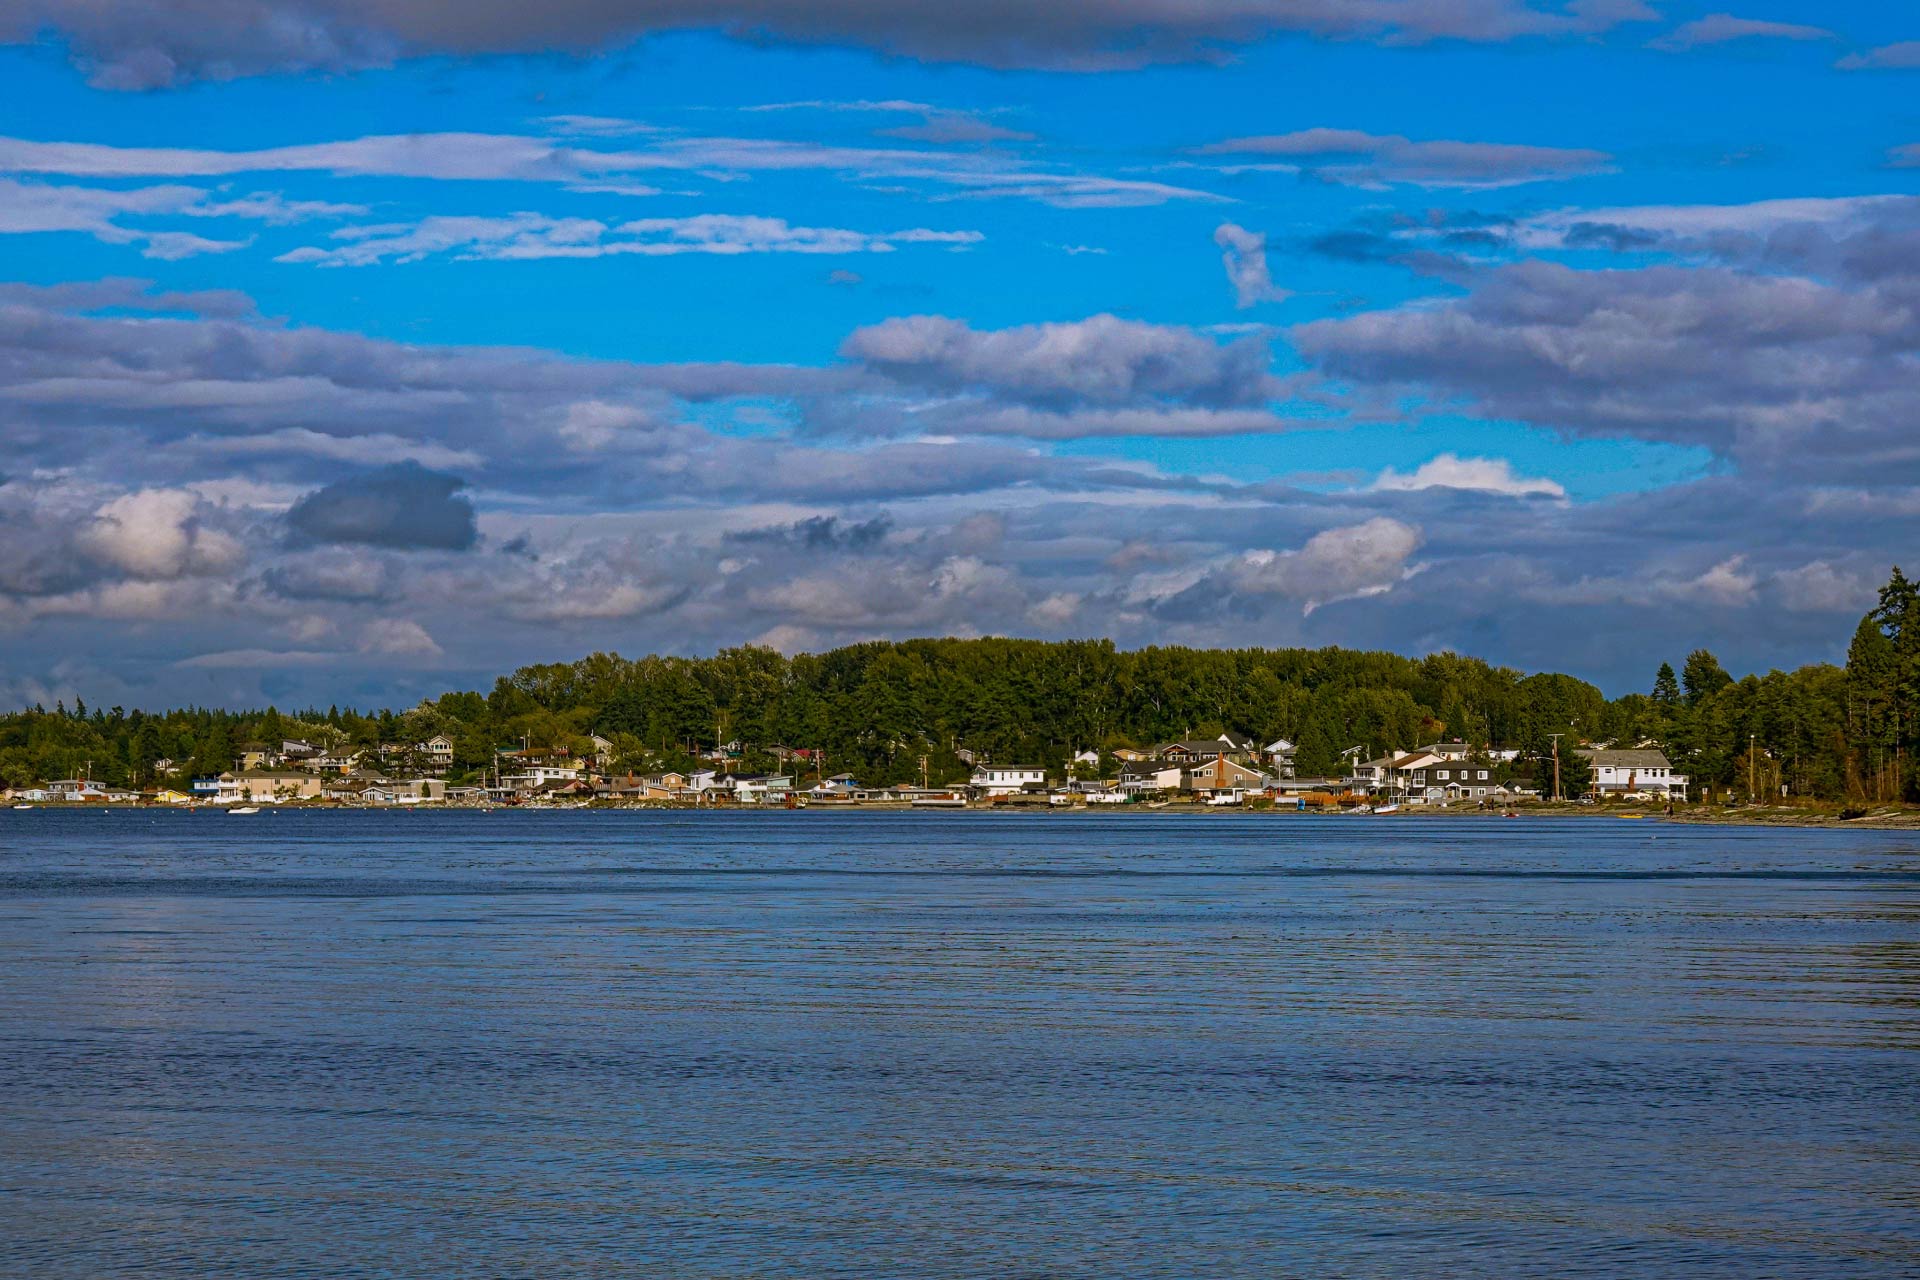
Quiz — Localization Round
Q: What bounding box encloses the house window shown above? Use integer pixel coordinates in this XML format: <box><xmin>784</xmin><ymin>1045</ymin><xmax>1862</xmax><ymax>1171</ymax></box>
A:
<box><xmin>1478</xmin><ymin>770</ymin><xmax>1488</xmax><ymax>780</ymax></box>
<box><xmin>1437</xmin><ymin>770</ymin><xmax>1449</xmax><ymax>780</ymax></box>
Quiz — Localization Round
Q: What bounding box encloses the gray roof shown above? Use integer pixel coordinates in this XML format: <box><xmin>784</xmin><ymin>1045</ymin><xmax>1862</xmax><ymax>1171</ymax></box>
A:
<box><xmin>1576</xmin><ymin>748</ymin><xmax>1673</xmax><ymax>768</ymax></box>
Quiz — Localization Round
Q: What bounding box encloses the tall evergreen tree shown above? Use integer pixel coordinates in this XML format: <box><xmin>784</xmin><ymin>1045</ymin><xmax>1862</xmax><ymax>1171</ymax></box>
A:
<box><xmin>1681</xmin><ymin>650</ymin><xmax>1732</xmax><ymax>705</ymax></box>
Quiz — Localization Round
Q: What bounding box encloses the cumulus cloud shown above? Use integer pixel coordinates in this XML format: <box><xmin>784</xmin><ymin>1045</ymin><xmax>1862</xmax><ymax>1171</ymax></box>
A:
<box><xmin>1649</xmin><ymin>13</ymin><xmax>1836</xmax><ymax>51</ymax></box>
<box><xmin>1371</xmin><ymin>454</ymin><xmax>1565</xmax><ymax>498</ymax></box>
<box><xmin>1293</xmin><ymin>252</ymin><xmax>1920</xmax><ymax>480</ymax></box>
<box><xmin>842</xmin><ymin>313</ymin><xmax>1275</xmax><ymax>410</ymax></box>
<box><xmin>725</xmin><ymin>513</ymin><xmax>894</xmax><ymax>551</ymax></box>
<box><xmin>1229</xmin><ymin>517</ymin><xmax>1424</xmax><ymax>612</ymax></box>
<box><xmin>1770</xmin><ymin>560</ymin><xmax>1874</xmax><ymax>613</ymax></box>
<box><xmin>1197</xmin><ymin>127</ymin><xmax>1612</xmax><ymax>188</ymax></box>
<box><xmin>0</xmin><ymin>0</ymin><xmax>1662</xmax><ymax>88</ymax></box>
<box><xmin>260</xmin><ymin>548</ymin><xmax>399</xmax><ymax>601</ymax></box>
<box><xmin>358</xmin><ymin>617</ymin><xmax>441</xmax><ymax>656</ymax></box>
<box><xmin>1213</xmin><ymin>222</ymin><xmax>1290</xmax><ymax>308</ymax></box>
<box><xmin>284</xmin><ymin>463</ymin><xmax>478</xmax><ymax>550</ymax></box>
<box><xmin>0</xmin><ymin>271</ymin><xmax>1913</xmax><ymax>706</ymax></box>
<box><xmin>79</xmin><ymin>488</ymin><xmax>245</xmax><ymax>578</ymax></box>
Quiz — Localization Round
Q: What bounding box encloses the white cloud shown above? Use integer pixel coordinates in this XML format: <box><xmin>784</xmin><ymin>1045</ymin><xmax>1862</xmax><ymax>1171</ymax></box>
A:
<box><xmin>358</xmin><ymin>617</ymin><xmax>442</xmax><ymax>656</ymax></box>
<box><xmin>1687</xmin><ymin>555</ymin><xmax>1759</xmax><ymax>607</ymax></box>
<box><xmin>1371</xmin><ymin>453</ymin><xmax>1566</xmax><ymax>498</ymax></box>
<box><xmin>0</xmin><ymin>129</ymin><xmax>1220</xmax><ymax>209</ymax></box>
<box><xmin>1771</xmin><ymin>561</ymin><xmax>1873</xmax><ymax>613</ymax></box>
<box><xmin>0</xmin><ymin>177</ymin><xmax>332</xmax><ymax>257</ymax></box>
<box><xmin>1213</xmin><ymin>222</ymin><xmax>1290</xmax><ymax>308</ymax></box>
<box><xmin>1229</xmin><ymin>517</ymin><xmax>1423</xmax><ymax>613</ymax></box>
<box><xmin>276</xmin><ymin>211</ymin><xmax>983</xmax><ymax>266</ymax></box>
<box><xmin>79</xmin><ymin>489</ymin><xmax>244</xmax><ymax>579</ymax></box>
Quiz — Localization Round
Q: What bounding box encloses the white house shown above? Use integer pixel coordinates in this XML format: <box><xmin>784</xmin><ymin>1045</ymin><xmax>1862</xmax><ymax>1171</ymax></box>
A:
<box><xmin>1117</xmin><ymin>763</ymin><xmax>1183</xmax><ymax>796</ymax></box>
<box><xmin>970</xmin><ymin>765</ymin><xmax>1046</xmax><ymax>796</ymax></box>
<box><xmin>499</xmin><ymin>763</ymin><xmax>581</xmax><ymax>793</ymax></box>
<box><xmin>730</xmin><ymin>775</ymin><xmax>794</xmax><ymax>804</ymax></box>
<box><xmin>421</xmin><ymin>735</ymin><xmax>455</xmax><ymax>774</ymax></box>
<box><xmin>1577</xmin><ymin>749</ymin><xmax>1687</xmax><ymax>800</ymax></box>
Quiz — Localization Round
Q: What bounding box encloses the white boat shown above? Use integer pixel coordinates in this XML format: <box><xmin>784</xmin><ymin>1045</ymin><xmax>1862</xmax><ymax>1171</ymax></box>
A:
<box><xmin>229</xmin><ymin>805</ymin><xmax>261</xmax><ymax>815</ymax></box>
<box><xmin>11</xmin><ymin>803</ymin><xmax>32</xmax><ymax>810</ymax></box>
<box><xmin>1373</xmin><ymin>803</ymin><xmax>1401</xmax><ymax>815</ymax></box>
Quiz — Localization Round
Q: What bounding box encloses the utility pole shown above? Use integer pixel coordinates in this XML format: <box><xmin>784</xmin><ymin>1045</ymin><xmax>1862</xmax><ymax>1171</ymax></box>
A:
<box><xmin>1749</xmin><ymin>733</ymin><xmax>1757</xmax><ymax>802</ymax></box>
<box><xmin>1547</xmin><ymin>733</ymin><xmax>1564</xmax><ymax>802</ymax></box>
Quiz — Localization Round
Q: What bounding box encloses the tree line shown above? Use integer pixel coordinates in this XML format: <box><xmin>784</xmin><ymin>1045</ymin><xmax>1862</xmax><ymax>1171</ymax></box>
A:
<box><xmin>4</xmin><ymin>569</ymin><xmax>1915</xmax><ymax>802</ymax></box>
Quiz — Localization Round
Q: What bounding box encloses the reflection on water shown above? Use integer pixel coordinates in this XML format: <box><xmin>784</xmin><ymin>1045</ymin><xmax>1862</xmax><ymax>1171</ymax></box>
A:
<box><xmin>0</xmin><ymin>810</ymin><xmax>1915</xmax><ymax>1277</ymax></box>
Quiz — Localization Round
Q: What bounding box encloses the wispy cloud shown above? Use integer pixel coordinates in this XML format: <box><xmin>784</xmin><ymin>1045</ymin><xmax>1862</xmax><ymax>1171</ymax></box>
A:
<box><xmin>0</xmin><ymin>177</ymin><xmax>356</xmax><ymax>257</ymax></box>
<box><xmin>275</xmin><ymin>212</ymin><xmax>983</xmax><ymax>266</ymax></box>
<box><xmin>1838</xmin><ymin>41</ymin><xmax>1920</xmax><ymax>70</ymax></box>
<box><xmin>0</xmin><ymin>129</ymin><xmax>1216</xmax><ymax>208</ymax></box>
<box><xmin>1649</xmin><ymin>13</ymin><xmax>1837</xmax><ymax>52</ymax></box>
<box><xmin>1196</xmin><ymin>127</ymin><xmax>1612</xmax><ymax>188</ymax></box>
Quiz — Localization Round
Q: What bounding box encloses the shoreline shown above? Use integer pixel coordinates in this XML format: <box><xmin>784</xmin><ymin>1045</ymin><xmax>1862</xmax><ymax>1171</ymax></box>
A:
<box><xmin>8</xmin><ymin>800</ymin><xmax>1917</xmax><ymax>829</ymax></box>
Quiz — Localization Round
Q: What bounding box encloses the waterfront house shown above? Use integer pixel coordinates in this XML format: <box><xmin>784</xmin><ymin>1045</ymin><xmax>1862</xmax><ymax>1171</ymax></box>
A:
<box><xmin>729</xmin><ymin>775</ymin><xmax>794</xmax><ymax>804</ymax></box>
<box><xmin>47</xmin><ymin>779</ymin><xmax>106</xmax><ymax>802</ymax></box>
<box><xmin>970</xmin><ymin>765</ymin><xmax>1047</xmax><ymax>796</ymax></box>
<box><xmin>1263</xmin><ymin>739</ymin><xmax>1298</xmax><ymax>778</ymax></box>
<box><xmin>1350</xmin><ymin>752</ymin><xmax>1498</xmax><ymax>804</ymax></box>
<box><xmin>1154</xmin><ymin>736</ymin><xmax>1258</xmax><ymax>766</ymax></box>
<box><xmin>1575</xmin><ymin>748</ymin><xmax>1687</xmax><ymax>800</ymax></box>
<box><xmin>422</xmin><ymin>735</ymin><xmax>455</xmax><ymax>775</ymax></box>
<box><xmin>307</xmin><ymin>751</ymin><xmax>362</xmax><ymax>775</ymax></box>
<box><xmin>223</xmin><ymin>771</ymin><xmax>326</xmax><ymax>803</ymax></box>
<box><xmin>1117</xmin><ymin>763</ymin><xmax>1183</xmax><ymax>796</ymax></box>
<box><xmin>1181</xmin><ymin>756</ymin><xmax>1268</xmax><ymax>799</ymax></box>
<box><xmin>500</xmin><ymin>761</ymin><xmax>583</xmax><ymax>792</ymax></box>
<box><xmin>370</xmin><ymin>779</ymin><xmax>447</xmax><ymax>806</ymax></box>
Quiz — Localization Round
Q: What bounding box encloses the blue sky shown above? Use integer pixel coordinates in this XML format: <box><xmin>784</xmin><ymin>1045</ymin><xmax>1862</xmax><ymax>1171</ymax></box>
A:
<box><xmin>0</xmin><ymin>1</ymin><xmax>1916</xmax><ymax>708</ymax></box>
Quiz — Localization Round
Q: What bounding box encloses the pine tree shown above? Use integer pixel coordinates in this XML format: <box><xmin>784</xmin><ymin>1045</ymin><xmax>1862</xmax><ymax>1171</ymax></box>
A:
<box><xmin>1681</xmin><ymin>650</ymin><xmax>1732</xmax><ymax>705</ymax></box>
<box><xmin>1652</xmin><ymin>663</ymin><xmax>1681</xmax><ymax>705</ymax></box>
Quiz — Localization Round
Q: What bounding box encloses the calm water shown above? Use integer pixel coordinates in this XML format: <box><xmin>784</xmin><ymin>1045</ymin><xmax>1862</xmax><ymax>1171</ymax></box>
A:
<box><xmin>1</xmin><ymin>810</ymin><xmax>1915</xmax><ymax>1278</ymax></box>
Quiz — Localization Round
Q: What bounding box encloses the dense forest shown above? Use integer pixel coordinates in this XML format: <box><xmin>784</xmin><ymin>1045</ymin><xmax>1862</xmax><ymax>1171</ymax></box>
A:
<box><xmin>4</xmin><ymin>569</ymin><xmax>1916</xmax><ymax>803</ymax></box>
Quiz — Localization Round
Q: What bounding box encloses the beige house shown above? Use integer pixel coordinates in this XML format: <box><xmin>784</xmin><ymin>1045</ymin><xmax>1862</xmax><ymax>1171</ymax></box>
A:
<box><xmin>218</xmin><ymin>771</ymin><xmax>326</xmax><ymax>803</ymax></box>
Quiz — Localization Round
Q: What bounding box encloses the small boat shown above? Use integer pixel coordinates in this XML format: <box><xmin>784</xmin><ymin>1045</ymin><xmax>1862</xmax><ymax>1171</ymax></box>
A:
<box><xmin>11</xmin><ymin>803</ymin><xmax>32</xmax><ymax>810</ymax></box>
<box><xmin>229</xmin><ymin>806</ymin><xmax>261</xmax><ymax>815</ymax></box>
<box><xmin>1373</xmin><ymin>803</ymin><xmax>1401</xmax><ymax>815</ymax></box>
